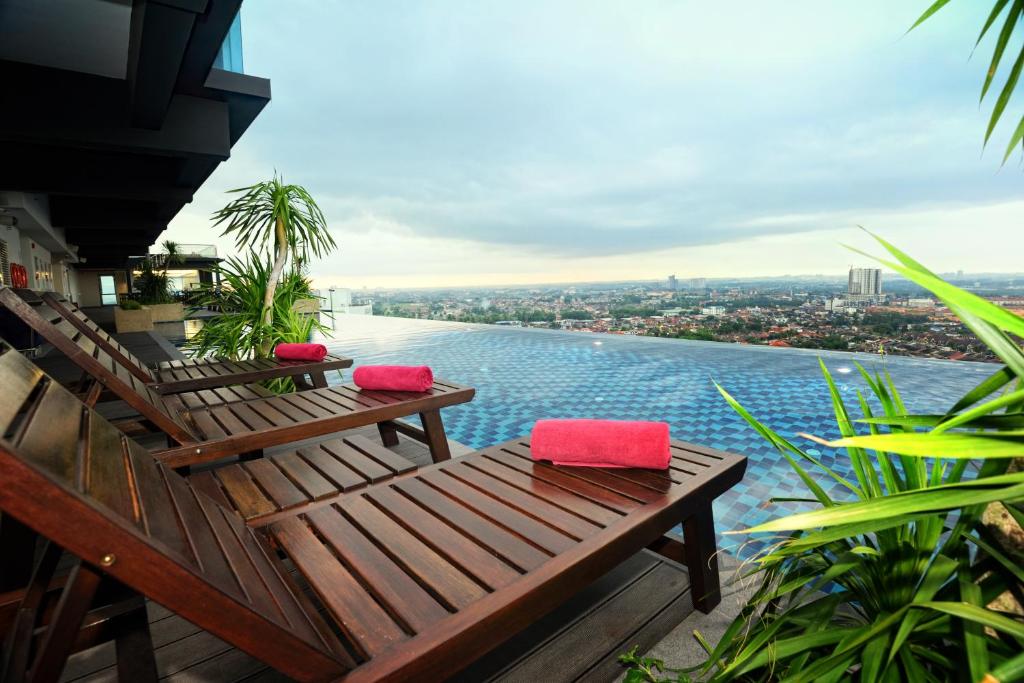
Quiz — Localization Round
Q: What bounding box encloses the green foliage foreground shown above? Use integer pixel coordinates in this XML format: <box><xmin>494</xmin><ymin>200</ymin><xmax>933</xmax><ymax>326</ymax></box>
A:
<box><xmin>621</xmin><ymin>233</ymin><xmax>1024</xmax><ymax>682</ymax></box>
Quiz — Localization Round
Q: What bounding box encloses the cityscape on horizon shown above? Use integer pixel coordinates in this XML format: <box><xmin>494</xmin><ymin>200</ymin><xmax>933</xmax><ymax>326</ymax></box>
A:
<box><xmin>319</xmin><ymin>267</ymin><xmax>1024</xmax><ymax>364</ymax></box>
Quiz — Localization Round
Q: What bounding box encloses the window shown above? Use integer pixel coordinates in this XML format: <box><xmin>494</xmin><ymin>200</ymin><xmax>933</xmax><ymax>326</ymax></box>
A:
<box><xmin>0</xmin><ymin>239</ymin><xmax>8</xmax><ymax>286</ymax></box>
<box><xmin>99</xmin><ymin>274</ymin><xmax>117</xmax><ymax>305</ymax></box>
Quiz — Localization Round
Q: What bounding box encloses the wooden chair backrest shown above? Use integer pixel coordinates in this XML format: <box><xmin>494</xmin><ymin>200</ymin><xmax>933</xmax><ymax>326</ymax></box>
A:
<box><xmin>0</xmin><ymin>344</ymin><xmax>347</xmax><ymax>681</ymax></box>
<box><xmin>0</xmin><ymin>287</ymin><xmax>195</xmax><ymax>444</ymax></box>
<box><xmin>40</xmin><ymin>292</ymin><xmax>155</xmax><ymax>384</ymax></box>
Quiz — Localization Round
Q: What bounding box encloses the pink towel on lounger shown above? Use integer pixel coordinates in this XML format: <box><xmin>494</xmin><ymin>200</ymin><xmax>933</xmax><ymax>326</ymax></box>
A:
<box><xmin>353</xmin><ymin>365</ymin><xmax>434</xmax><ymax>392</ymax></box>
<box><xmin>274</xmin><ymin>343</ymin><xmax>328</xmax><ymax>362</ymax></box>
<box><xmin>531</xmin><ymin>419</ymin><xmax>671</xmax><ymax>469</ymax></box>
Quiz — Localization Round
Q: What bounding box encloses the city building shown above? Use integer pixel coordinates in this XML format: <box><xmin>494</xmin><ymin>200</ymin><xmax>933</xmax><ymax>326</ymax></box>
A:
<box><xmin>907</xmin><ymin>298</ymin><xmax>937</xmax><ymax>309</ymax></box>
<box><xmin>688</xmin><ymin>277</ymin><xmax>707</xmax><ymax>291</ymax></box>
<box><xmin>701</xmin><ymin>305</ymin><xmax>726</xmax><ymax>315</ymax></box>
<box><xmin>667</xmin><ymin>274</ymin><xmax>678</xmax><ymax>291</ymax></box>
<box><xmin>848</xmin><ymin>267</ymin><xmax>882</xmax><ymax>301</ymax></box>
<box><xmin>318</xmin><ymin>287</ymin><xmax>373</xmax><ymax>315</ymax></box>
<box><xmin>0</xmin><ymin>1</ymin><xmax>269</xmax><ymax>306</ymax></box>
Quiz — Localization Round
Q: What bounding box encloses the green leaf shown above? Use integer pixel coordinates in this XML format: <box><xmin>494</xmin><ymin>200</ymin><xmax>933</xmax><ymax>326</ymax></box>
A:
<box><xmin>739</xmin><ymin>476</ymin><xmax>1024</xmax><ymax>533</ymax></box>
<box><xmin>985</xmin><ymin>41</ymin><xmax>1024</xmax><ymax>144</ymax></box>
<box><xmin>916</xmin><ymin>601</ymin><xmax>1024</xmax><ymax>640</ymax></box>
<box><xmin>889</xmin><ymin>555</ymin><xmax>958</xmax><ymax>662</ymax></box>
<box><xmin>976</xmin><ymin>0</ymin><xmax>1012</xmax><ymax>48</ymax></box>
<box><xmin>826</xmin><ymin>432</ymin><xmax>1024</xmax><ymax>458</ymax></box>
<box><xmin>980</xmin><ymin>0</ymin><xmax>1023</xmax><ymax>104</ymax></box>
<box><xmin>907</xmin><ymin>0</ymin><xmax>952</xmax><ymax>32</ymax></box>
<box><xmin>990</xmin><ymin>649</ymin><xmax>1024</xmax><ymax>683</ymax></box>
<box><xmin>964</xmin><ymin>532</ymin><xmax>1024</xmax><ymax>584</ymax></box>
<box><xmin>1002</xmin><ymin>113</ymin><xmax>1024</xmax><ymax>164</ymax></box>
<box><xmin>949</xmin><ymin>365</ymin><xmax>1017</xmax><ymax>414</ymax></box>
<box><xmin>933</xmin><ymin>387</ymin><xmax>1024</xmax><ymax>433</ymax></box>
<box><xmin>860</xmin><ymin>413</ymin><xmax>1024</xmax><ymax>430</ymax></box>
<box><xmin>958</xmin><ymin>548</ymin><xmax>990</xmax><ymax>683</ymax></box>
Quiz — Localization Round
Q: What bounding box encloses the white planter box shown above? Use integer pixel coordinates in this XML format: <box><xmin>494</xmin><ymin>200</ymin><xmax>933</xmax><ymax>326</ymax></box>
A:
<box><xmin>114</xmin><ymin>307</ymin><xmax>154</xmax><ymax>333</ymax></box>
<box><xmin>147</xmin><ymin>302</ymin><xmax>184</xmax><ymax>323</ymax></box>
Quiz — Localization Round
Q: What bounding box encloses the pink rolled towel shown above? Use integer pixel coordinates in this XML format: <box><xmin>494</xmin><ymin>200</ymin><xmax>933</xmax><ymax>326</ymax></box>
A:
<box><xmin>353</xmin><ymin>365</ymin><xmax>434</xmax><ymax>392</ymax></box>
<box><xmin>274</xmin><ymin>343</ymin><xmax>327</xmax><ymax>362</ymax></box>
<box><xmin>531</xmin><ymin>419</ymin><xmax>671</xmax><ymax>469</ymax></box>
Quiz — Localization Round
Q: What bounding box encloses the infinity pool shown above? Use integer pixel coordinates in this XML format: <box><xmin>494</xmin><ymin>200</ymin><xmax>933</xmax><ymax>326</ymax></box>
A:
<box><xmin>317</xmin><ymin>315</ymin><xmax>992</xmax><ymax>548</ymax></box>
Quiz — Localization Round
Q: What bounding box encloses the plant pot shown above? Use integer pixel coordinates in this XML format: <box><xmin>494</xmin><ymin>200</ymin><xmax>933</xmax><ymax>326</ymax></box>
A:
<box><xmin>147</xmin><ymin>302</ymin><xmax>184</xmax><ymax>323</ymax></box>
<box><xmin>114</xmin><ymin>307</ymin><xmax>154</xmax><ymax>333</ymax></box>
<box><xmin>291</xmin><ymin>298</ymin><xmax>320</xmax><ymax>314</ymax></box>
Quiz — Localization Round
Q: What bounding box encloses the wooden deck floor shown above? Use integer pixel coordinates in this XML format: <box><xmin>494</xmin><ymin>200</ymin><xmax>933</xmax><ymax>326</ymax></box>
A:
<box><xmin>36</xmin><ymin>330</ymin><xmax>694</xmax><ymax>682</ymax></box>
<box><xmin>60</xmin><ymin>548</ymin><xmax>693</xmax><ymax>683</ymax></box>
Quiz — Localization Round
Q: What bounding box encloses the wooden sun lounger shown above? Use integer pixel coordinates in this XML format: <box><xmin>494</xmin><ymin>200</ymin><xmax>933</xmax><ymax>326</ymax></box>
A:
<box><xmin>0</xmin><ymin>291</ymin><xmax>475</xmax><ymax>467</ymax></box>
<box><xmin>0</xmin><ymin>345</ymin><xmax>746</xmax><ymax>682</ymax></box>
<box><xmin>33</xmin><ymin>289</ymin><xmax>354</xmax><ymax>393</ymax></box>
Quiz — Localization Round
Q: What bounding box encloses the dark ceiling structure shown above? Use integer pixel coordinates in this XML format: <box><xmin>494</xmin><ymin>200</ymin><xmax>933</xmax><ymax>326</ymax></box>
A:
<box><xmin>0</xmin><ymin>0</ymin><xmax>270</xmax><ymax>268</ymax></box>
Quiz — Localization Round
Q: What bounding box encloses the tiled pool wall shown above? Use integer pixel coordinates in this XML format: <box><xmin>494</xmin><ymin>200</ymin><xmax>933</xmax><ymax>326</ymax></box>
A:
<box><xmin>317</xmin><ymin>315</ymin><xmax>992</xmax><ymax>554</ymax></box>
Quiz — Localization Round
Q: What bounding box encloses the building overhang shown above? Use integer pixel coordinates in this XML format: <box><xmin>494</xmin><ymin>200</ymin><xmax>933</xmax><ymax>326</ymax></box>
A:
<box><xmin>0</xmin><ymin>0</ymin><xmax>270</xmax><ymax>268</ymax></box>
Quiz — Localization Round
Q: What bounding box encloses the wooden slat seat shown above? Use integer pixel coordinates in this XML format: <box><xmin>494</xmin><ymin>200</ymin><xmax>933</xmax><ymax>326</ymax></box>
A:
<box><xmin>187</xmin><ymin>435</ymin><xmax>417</xmax><ymax>522</ymax></box>
<box><xmin>1</xmin><ymin>287</ymin><xmax>475</xmax><ymax>467</ymax></box>
<box><xmin>36</xmin><ymin>290</ymin><xmax>354</xmax><ymax>393</ymax></box>
<box><xmin>0</xmin><ymin>344</ymin><xmax>747</xmax><ymax>682</ymax></box>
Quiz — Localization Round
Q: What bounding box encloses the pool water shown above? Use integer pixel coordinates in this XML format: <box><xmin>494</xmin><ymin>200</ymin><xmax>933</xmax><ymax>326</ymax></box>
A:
<box><xmin>316</xmin><ymin>315</ymin><xmax>992</xmax><ymax>550</ymax></box>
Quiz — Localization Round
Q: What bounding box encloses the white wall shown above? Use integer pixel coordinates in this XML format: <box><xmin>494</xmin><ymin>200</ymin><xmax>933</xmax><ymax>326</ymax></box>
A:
<box><xmin>0</xmin><ymin>224</ymin><xmax>21</xmax><ymax>285</ymax></box>
<box><xmin>20</xmin><ymin>236</ymin><xmax>53</xmax><ymax>290</ymax></box>
<box><xmin>75</xmin><ymin>269</ymin><xmax>128</xmax><ymax>306</ymax></box>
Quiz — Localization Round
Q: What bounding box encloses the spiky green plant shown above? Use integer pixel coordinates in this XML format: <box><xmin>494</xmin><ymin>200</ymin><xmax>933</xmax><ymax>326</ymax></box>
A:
<box><xmin>911</xmin><ymin>1</ymin><xmax>1024</xmax><ymax>163</ymax></box>
<box><xmin>187</xmin><ymin>251</ymin><xmax>325</xmax><ymax>367</ymax></box>
<box><xmin>621</xmin><ymin>234</ymin><xmax>1024</xmax><ymax>682</ymax></box>
<box><xmin>212</xmin><ymin>176</ymin><xmax>336</xmax><ymax>355</ymax></box>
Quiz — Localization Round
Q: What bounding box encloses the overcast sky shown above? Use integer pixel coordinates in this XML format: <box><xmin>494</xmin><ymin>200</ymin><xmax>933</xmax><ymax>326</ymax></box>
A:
<box><xmin>166</xmin><ymin>1</ymin><xmax>1023</xmax><ymax>288</ymax></box>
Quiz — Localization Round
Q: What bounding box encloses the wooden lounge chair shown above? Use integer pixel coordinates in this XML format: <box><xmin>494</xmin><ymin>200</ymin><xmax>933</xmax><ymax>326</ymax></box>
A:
<box><xmin>0</xmin><ymin>293</ymin><xmax>474</xmax><ymax>467</ymax></box>
<box><xmin>27</xmin><ymin>289</ymin><xmax>353</xmax><ymax>393</ymax></box>
<box><xmin>0</xmin><ymin>344</ymin><xmax>746</xmax><ymax>682</ymax></box>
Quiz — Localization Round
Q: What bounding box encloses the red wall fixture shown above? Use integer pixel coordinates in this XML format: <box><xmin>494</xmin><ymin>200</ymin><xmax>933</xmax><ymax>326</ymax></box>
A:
<box><xmin>9</xmin><ymin>263</ymin><xmax>28</xmax><ymax>288</ymax></box>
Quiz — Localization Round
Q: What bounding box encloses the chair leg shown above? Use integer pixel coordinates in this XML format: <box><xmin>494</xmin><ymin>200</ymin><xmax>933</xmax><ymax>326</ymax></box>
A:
<box><xmin>309</xmin><ymin>371</ymin><xmax>328</xmax><ymax>389</ymax></box>
<box><xmin>1</xmin><ymin>541</ymin><xmax>62</xmax><ymax>683</ymax></box>
<box><xmin>27</xmin><ymin>561</ymin><xmax>103</xmax><ymax>683</ymax></box>
<box><xmin>113</xmin><ymin>603</ymin><xmax>157</xmax><ymax>682</ymax></box>
<box><xmin>419</xmin><ymin>410</ymin><xmax>452</xmax><ymax>463</ymax></box>
<box><xmin>0</xmin><ymin>516</ymin><xmax>37</xmax><ymax>592</ymax></box>
<box><xmin>683</xmin><ymin>502</ymin><xmax>721</xmax><ymax>614</ymax></box>
<box><xmin>377</xmin><ymin>421</ymin><xmax>400</xmax><ymax>448</ymax></box>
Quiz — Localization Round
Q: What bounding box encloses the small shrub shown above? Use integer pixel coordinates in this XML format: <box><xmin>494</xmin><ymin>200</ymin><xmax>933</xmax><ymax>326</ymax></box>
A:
<box><xmin>119</xmin><ymin>300</ymin><xmax>142</xmax><ymax>310</ymax></box>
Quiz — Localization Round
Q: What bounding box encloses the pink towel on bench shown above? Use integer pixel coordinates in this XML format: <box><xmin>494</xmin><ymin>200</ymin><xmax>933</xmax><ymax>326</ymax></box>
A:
<box><xmin>531</xmin><ymin>419</ymin><xmax>671</xmax><ymax>469</ymax></box>
<box><xmin>353</xmin><ymin>365</ymin><xmax>434</xmax><ymax>392</ymax></box>
<box><xmin>274</xmin><ymin>343</ymin><xmax>328</xmax><ymax>362</ymax></box>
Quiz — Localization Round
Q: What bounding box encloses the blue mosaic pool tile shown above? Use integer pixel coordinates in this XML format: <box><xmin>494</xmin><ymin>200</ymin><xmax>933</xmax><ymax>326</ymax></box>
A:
<box><xmin>319</xmin><ymin>316</ymin><xmax>991</xmax><ymax>555</ymax></box>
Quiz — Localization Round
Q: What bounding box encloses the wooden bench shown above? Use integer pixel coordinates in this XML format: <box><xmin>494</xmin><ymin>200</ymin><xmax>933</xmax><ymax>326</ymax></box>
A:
<box><xmin>38</xmin><ymin>290</ymin><xmax>353</xmax><ymax>392</ymax></box>
<box><xmin>0</xmin><ymin>288</ymin><xmax>475</xmax><ymax>467</ymax></box>
<box><xmin>0</xmin><ymin>343</ymin><xmax>746</xmax><ymax>682</ymax></box>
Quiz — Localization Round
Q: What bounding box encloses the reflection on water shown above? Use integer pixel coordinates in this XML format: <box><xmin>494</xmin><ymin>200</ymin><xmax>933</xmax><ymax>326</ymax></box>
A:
<box><xmin>184</xmin><ymin>318</ymin><xmax>205</xmax><ymax>340</ymax></box>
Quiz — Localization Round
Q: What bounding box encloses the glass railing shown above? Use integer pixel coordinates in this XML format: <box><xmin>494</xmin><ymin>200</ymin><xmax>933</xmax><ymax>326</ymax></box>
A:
<box><xmin>172</xmin><ymin>244</ymin><xmax>218</xmax><ymax>258</ymax></box>
<box><xmin>214</xmin><ymin>11</ymin><xmax>244</xmax><ymax>74</ymax></box>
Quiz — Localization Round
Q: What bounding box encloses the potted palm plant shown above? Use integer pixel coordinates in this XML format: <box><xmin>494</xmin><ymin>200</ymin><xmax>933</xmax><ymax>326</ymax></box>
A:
<box><xmin>211</xmin><ymin>175</ymin><xmax>336</xmax><ymax>356</ymax></box>
<box><xmin>144</xmin><ymin>240</ymin><xmax>187</xmax><ymax>323</ymax></box>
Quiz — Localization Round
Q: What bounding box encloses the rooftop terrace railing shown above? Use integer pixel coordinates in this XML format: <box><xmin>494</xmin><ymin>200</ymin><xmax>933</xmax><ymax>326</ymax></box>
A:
<box><xmin>170</xmin><ymin>244</ymin><xmax>218</xmax><ymax>258</ymax></box>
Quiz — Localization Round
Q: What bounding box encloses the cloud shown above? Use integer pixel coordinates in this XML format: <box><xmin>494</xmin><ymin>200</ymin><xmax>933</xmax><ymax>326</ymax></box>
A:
<box><xmin>166</xmin><ymin>0</ymin><xmax>1021</xmax><ymax>283</ymax></box>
